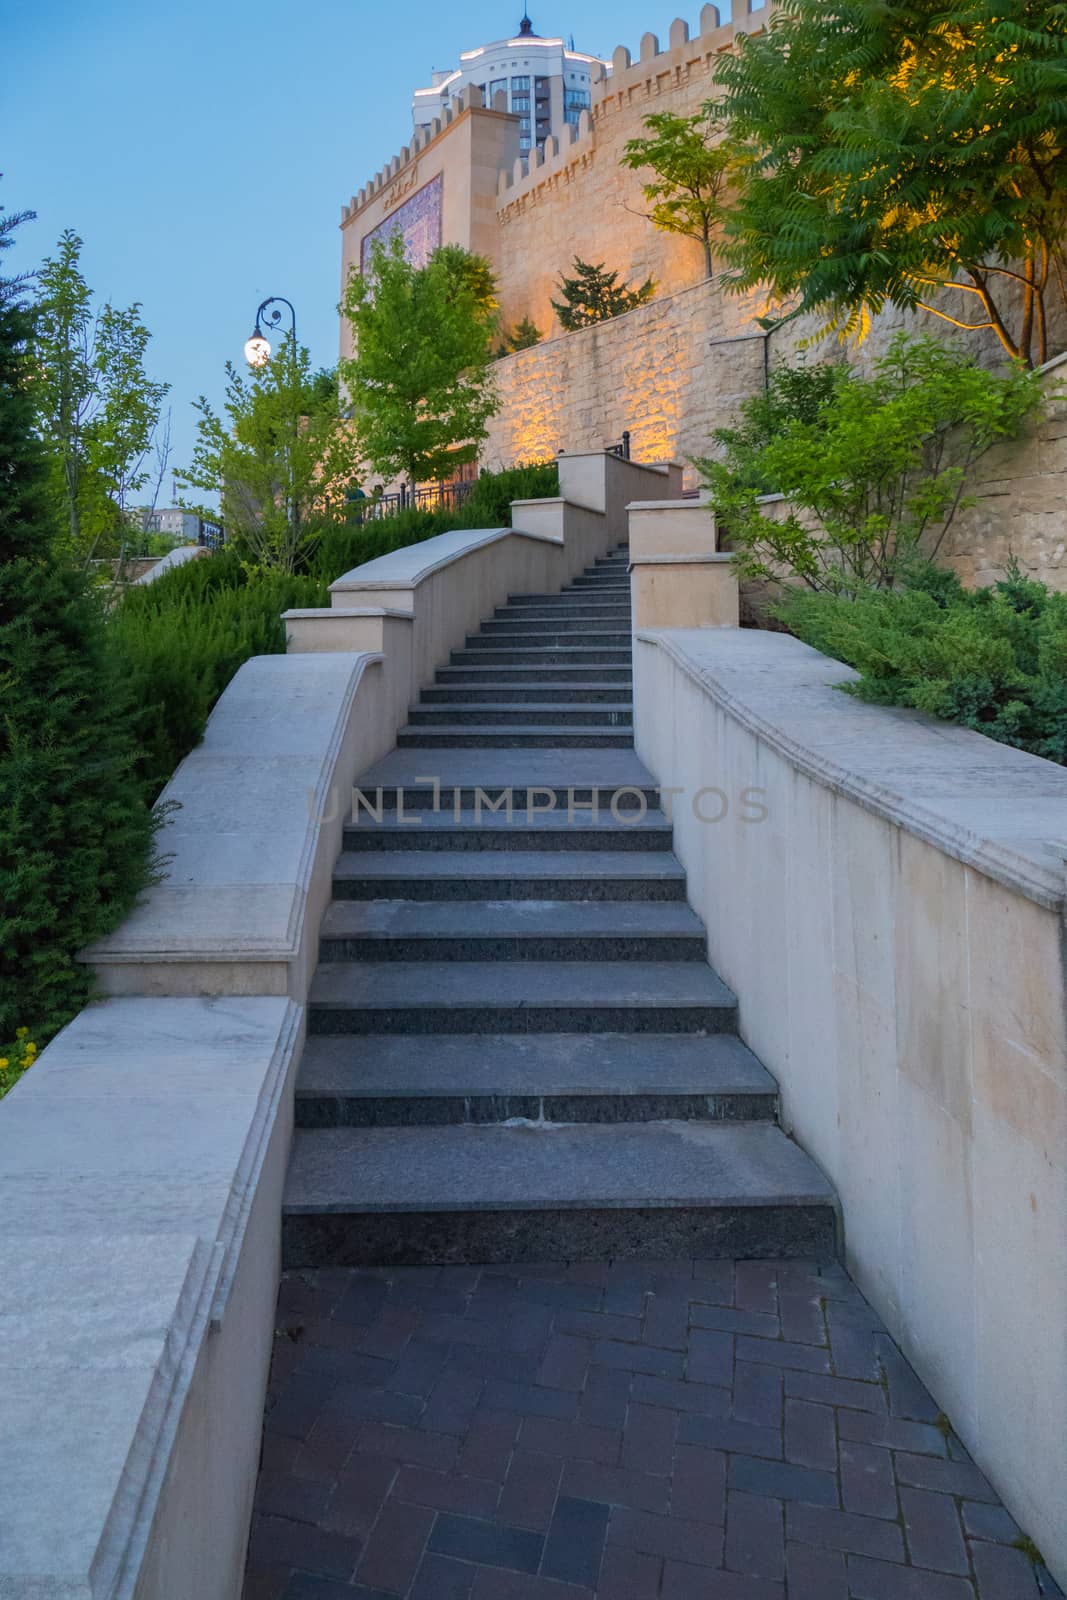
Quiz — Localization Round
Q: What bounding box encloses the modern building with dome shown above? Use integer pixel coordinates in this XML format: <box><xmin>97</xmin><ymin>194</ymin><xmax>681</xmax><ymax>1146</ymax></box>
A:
<box><xmin>411</xmin><ymin>12</ymin><xmax>608</xmax><ymax>151</ymax></box>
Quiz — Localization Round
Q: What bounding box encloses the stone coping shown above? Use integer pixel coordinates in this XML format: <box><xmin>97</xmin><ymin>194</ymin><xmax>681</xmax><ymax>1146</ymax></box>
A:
<box><xmin>0</xmin><ymin>995</ymin><xmax>301</xmax><ymax>1599</ymax></box>
<box><xmin>281</xmin><ymin>606</ymin><xmax>413</xmax><ymax>621</ymax></box>
<box><xmin>637</xmin><ymin>627</ymin><xmax>1067</xmax><ymax>910</ymax></box>
<box><xmin>329</xmin><ymin>525</ymin><xmax>558</xmax><ymax>594</ymax></box>
<box><xmin>627</xmin><ymin>495</ymin><xmax>710</xmax><ymax>510</ymax></box>
<box><xmin>84</xmin><ymin>651</ymin><xmax>382</xmax><ymax>975</ymax></box>
<box><xmin>630</xmin><ymin>553</ymin><xmax>732</xmax><ymax>566</ymax></box>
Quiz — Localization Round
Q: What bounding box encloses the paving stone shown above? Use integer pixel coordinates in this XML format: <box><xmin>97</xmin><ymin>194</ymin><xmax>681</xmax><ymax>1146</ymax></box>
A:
<box><xmin>469</xmin><ymin>1570</ymin><xmax>593</xmax><ymax>1599</ymax></box>
<box><xmin>621</xmin><ymin>1402</ymin><xmax>678</xmax><ymax>1476</ymax></box>
<box><xmin>690</xmin><ymin>1305</ymin><xmax>781</xmax><ymax>1339</ymax></box>
<box><xmin>242</xmin><ymin>1562</ymin><xmax>291</xmax><ymax>1600</ymax></box>
<box><xmin>728</xmin><ymin>1455</ymin><xmax>837</xmax><ymax>1508</ymax></box>
<box><xmin>691</xmin><ymin>1261</ymin><xmax>735</xmax><ymax>1305</ymax></box>
<box><xmin>643</xmin><ymin>1292</ymin><xmax>691</xmax><ymax>1350</ymax></box>
<box><xmin>839</xmin><ymin>1408</ymin><xmax>949</xmax><ymax>1457</ymax></box>
<box><xmin>330</xmin><ymin>1381</ymin><xmax>424</xmax><ymax>1428</ymax></box>
<box><xmin>631</xmin><ymin>1373</ymin><xmax>730</xmax><ymax>1417</ymax></box>
<box><xmin>410</xmin><ymin>1551</ymin><xmax>476</xmax><ymax>1599</ymax></box>
<box><xmin>732</xmin><ymin>1363</ymin><xmax>783</xmax><ymax>1430</ymax></box>
<box><xmin>562</xmin><ymin>1457</ymin><xmax>670</xmax><ymax>1514</ymax></box>
<box><xmin>670</xmin><ymin>1443</ymin><xmax>727</xmax><ymax>1525</ymax></box>
<box><xmin>420</xmin><ymin>1368</ymin><xmax>485</xmax><ymax>1433</ymax></box>
<box><xmin>458</xmin><ymin>1410</ymin><xmax>521</xmax><ymax>1479</ymax></box>
<box><xmin>961</xmin><ymin>1502</ymin><xmax>1021</xmax><ymax>1543</ymax></box>
<box><xmin>248</xmin><ymin>1516</ymin><xmax>362</xmax><ymax>1582</ymax></box>
<box><xmin>356</xmin><ymin>1497</ymin><xmax>435</xmax><ymax>1590</ymax></box>
<box><xmin>777</xmin><ymin>1292</ymin><xmax>827</xmax><ymax>1349</ymax></box>
<box><xmin>357</xmin><ymin>1421</ymin><xmax>460</xmax><ymax>1471</ymax></box>
<box><xmin>679</xmin><ymin>1414</ymin><xmax>783</xmax><ymax>1462</ymax></box>
<box><xmin>609</xmin><ymin>1505</ymin><xmax>725</xmax><ymax>1566</ymax></box>
<box><xmin>734</xmin><ymin>1264</ymin><xmax>778</xmax><ymax>1315</ymax></box>
<box><xmin>596</xmin><ymin>1543</ymin><xmax>663</xmax><ymax>1598</ymax></box>
<box><xmin>970</xmin><ymin>1541</ymin><xmax>1043</xmax><ymax>1598</ymax></box>
<box><xmin>580</xmin><ymin>1367</ymin><xmax>633</xmax><ymax>1428</ymax></box>
<box><xmin>901</xmin><ymin>1486</ymin><xmax>970</xmax><ymax>1574</ymax></box>
<box><xmin>536</xmin><ymin>1334</ymin><xmax>593</xmax><ymax>1391</ymax></box>
<box><xmin>847</xmin><ymin>1553</ymin><xmax>976</xmax><ymax>1598</ymax></box>
<box><xmin>393</xmin><ymin>1465</ymin><xmax>500</xmax><ymax>1518</ymax></box>
<box><xmin>282</xmin><ymin>1576</ymin><xmax>394</xmax><ymax>1600</ymax></box>
<box><xmin>875</xmin><ymin>1336</ymin><xmax>942</xmax><ymax>1423</ymax></box>
<box><xmin>541</xmin><ymin>1494</ymin><xmax>610</xmax><ymax>1586</ymax></box>
<box><xmin>520</xmin><ymin>1416</ymin><xmax>622</xmax><ymax>1464</ymax></box>
<box><xmin>786</xmin><ymin>1502</ymin><xmax>905</xmax><ymax>1561</ymax></box>
<box><xmin>320</xmin><ymin>1455</ymin><xmax>397</xmax><ymax>1539</ymax></box>
<box><xmin>787</xmin><ymin>1538</ymin><xmax>849</xmax><ymax>1600</ymax></box>
<box><xmin>725</xmin><ymin>1488</ymin><xmax>785</xmax><ymax>1581</ymax></box>
<box><xmin>687</xmin><ymin>1329</ymin><xmax>735</xmax><ymax>1386</ymax></box>
<box><xmin>387</xmin><ymin>1338</ymin><xmax>452</xmax><ymax>1396</ymax></box>
<box><xmin>895</xmin><ymin>1452</ymin><xmax>1000</xmax><ymax>1502</ymax></box>
<box><xmin>596</xmin><ymin>1338</ymin><xmax>686</xmax><ymax>1379</ymax></box>
<box><xmin>253</xmin><ymin>1470</ymin><xmax>334</xmax><ymax>1526</ymax></box>
<box><xmin>783</xmin><ymin>1399</ymin><xmax>837</xmax><ymax>1472</ymax></box>
<box><xmin>557</xmin><ymin>1309</ymin><xmax>643</xmax><ymax>1342</ymax></box>
<box><xmin>663</xmin><ymin>1565</ymin><xmax>785</xmax><ymax>1597</ymax></box>
<box><xmin>497</xmin><ymin>1449</ymin><xmax>565</xmax><ymax>1531</ymax></box>
<box><xmin>784</xmin><ymin>1369</ymin><xmax>888</xmax><ymax>1413</ymax></box>
<box><xmin>483</xmin><ymin>1377</ymin><xmax>581</xmax><ymax>1420</ymax></box>
<box><xmin>839</xmin><ymin>1440</ymin><xmax>900</xmax><ymax>1520</ymax></box>
<box><xmin>428</xmin><ymin>1511</ymin><xmax>544</xmax><ymax>1573</ymax></box>
<box><xmin>735</xmin><ymin>1335</ymin><xmax>831</xmax><ymax>1375</ymax></box>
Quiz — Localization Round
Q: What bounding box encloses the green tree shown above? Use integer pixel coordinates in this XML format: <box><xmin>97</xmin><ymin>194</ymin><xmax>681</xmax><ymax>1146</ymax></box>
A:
<box><xmin>0</xmin><ymin>197</ymin><xmax>157</xmax><ymax>1047</ymax></box>
<box><xmin>32</xmin><ymin>229</ymin><xmax>169</xmax><ymax>561</ymax></box>
<box><xmin>177</xmin><ymin>342</ymin><xmax>357</xmax><ymax>574</ymax></box>
<box><xmin>699</xmin><ymin>335</ymin><xmax>1044</xmax><ymax>596</ymax></box>
<box><xmin>551</xmin><ymin>258</ymin><xmax>655</xmax><ymax>330</ymax></box>
<box><xmin>341</xmin><ymin>236</ymin><xmax>500</xmax><ymax>485</ymax></box>
<box><xmin>713</xmin><ymin>0</ymin><xmax>1067</xmax><ymax>366</ymax></box>
<box><xmin>622</xmin><ymin>110</ymin><xmax>738</xmax><ymax>278</ymax></box>
<box><xmin>495</xmin><ymin>316</ymin><xmax>543</xmax><ymax>357</ymax></box>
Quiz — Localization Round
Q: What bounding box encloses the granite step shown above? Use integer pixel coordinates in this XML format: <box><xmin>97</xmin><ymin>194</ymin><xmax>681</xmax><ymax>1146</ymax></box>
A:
<box><xmin>421</xmin><ymin>682</ymin><xmax>635</xmax><ymax>704</ymax></box>
<box><xmin>435</xmin><ymin>664</ymin><xmax>632</xmax><ymax>685</ymax></box>
<box><xmin>491</xmin><ymin>605</ymin><xmax>631</xmax><ymax>622</ymax></box>
<box><xmin>307</xmin><ymin>960</ymin><xmax>737</xmax><ymax>1034</ymax></box>
<box><xmin>503</xmin><ymin>594</ymin><xmax>631</xmax><ymax>608</ymax></box>
<box><xmin>395</xmin><ymin>725</ymin><xmax>634</xmax><ymax>749</ymax></box>
<box><xmin>295</xmin><ymin>1032</ymin><xmax>778</xmax><ymax>1128</ymax></box>
<box><xmin>464</xmin><ymin>628</ymin><xmax>631</xmax><ymax>647</ymax></box>
<box><xmin>332</xmin><ymin>850</ymin><xmax>687</xmax><ymax>901</ymax></box>
<box><xmin>342</xmin><ymin>808</ymin><xmax>674</xmax><ymax>851</ymax></box>
<box><xmin>317</xmin><ymin>898</ymin><xmax>707</xmax><ymax>961</ymax></box>
<box><xmin>406</xmin><ymin>703</ymin><xmax>633</xmax><ymax>727</ymax></box>
<box><xmin>449</xmin><ymin>646</ymin><xmax>632</xmax><ymax>667</ymax></box>
<box><xmin>281</xmin><ymin>1120</ymin><xmax>838</xmax><ymax>1266</ymax></box>
<box><xmin>349</xmin><ymin>747</ymin><xmax>659</xmax><ymax>811</ymax></box>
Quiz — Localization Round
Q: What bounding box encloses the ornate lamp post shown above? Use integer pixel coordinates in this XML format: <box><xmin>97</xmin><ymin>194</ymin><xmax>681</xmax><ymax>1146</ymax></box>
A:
<box><xmin>243</xmin><ymin>296</ymin><xmax>297</xmax><ymax>367</ymax></box>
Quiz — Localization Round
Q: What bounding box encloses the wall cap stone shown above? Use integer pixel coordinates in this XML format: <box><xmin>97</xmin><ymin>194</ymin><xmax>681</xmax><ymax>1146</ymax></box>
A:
<box><xmin>329</xmin><ymin>525</ymin><xmax>559</xmax><ymax>593</ymax></box>
<box><xmin>637</xmin><ymin>627</ymin><xmax>1067</xmax><ymax>910</ymax></box>
<box><xmin>281</xmin><ymin>606</ymin><xmax>414</xmax><ymax>621</ymax></box>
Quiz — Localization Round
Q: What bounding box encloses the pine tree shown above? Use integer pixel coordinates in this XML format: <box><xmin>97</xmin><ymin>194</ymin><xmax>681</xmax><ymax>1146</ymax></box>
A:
<box><xmin>0</xmin><ymin>196</ymin><xmax>157</xmax><ymax>1045</ymax></box>
<box><xmin>551</xmin><ymin>259</ymin><xmax>655</xmax><ymax>330</ymax></box>
<box><xmin>495</xmin><ymin>316</ymin><xmax>543</xmax><ymax>357</ymax></box>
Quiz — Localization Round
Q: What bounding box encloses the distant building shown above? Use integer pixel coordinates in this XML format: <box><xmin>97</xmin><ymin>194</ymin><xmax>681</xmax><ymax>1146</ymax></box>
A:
<box><xmin>133</xmin><ymin>507</ymin><xmax>201</xmax><ymax>542</ymax></box>
<box><xmin>412</xmin><ymin>12</ymin><xmax>607</xmax><ymax>153</ymax></box>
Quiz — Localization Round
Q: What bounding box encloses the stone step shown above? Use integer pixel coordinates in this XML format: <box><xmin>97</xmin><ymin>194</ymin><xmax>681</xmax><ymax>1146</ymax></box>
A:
<box><xmin>465</xmin><ymin>628</ymin><xmax>631</xmax><ymax>648</ymax></box>
<box><xmin>406</xmin><ymin>703</ymin><xmax>633</xmax><ymax>727</ymax></box>
<box><xmin>307</xmin><ymin>960</ymin><xmax>737</xmax><ymax>1034</ymax></box>
<box><xmin>342</xmin><ymin>808</ymin><xmax>674</xmax><ymax>851</ymax></box>
<box><xmin>496</xmin><ymin>600</ymin><xmax>632</xmax><ymax>615</ymax></box>
<box><xmin>435</xmin><ymin>664</ymin><xmax>632</xmax><ymax>685</ymax></box>
<box><xmin>318</xmin><ymin>898</ymin><xmax>706</xmax><ymax>961</ymax></box>
<box><xmin>350</xmin><ymin>748</ymin><xmax>659</xmax><ymax>811</ymax></box>
<box><xmin>332</xmin><ymin>850</ymin><xmax>687</xmax><ymax>900</ymax></box>
<box><xmin>480</xmin><ymin>618</ymin><xmax>630</xmax><ymax>637</ymax></box>
<box><xmin>449</xmin><ymin>645</ymin><xmax>632</xmax><ymax>667</ymax></box>
<box><xmin>282</xmin><ymin>1120</ymin><xmax>838</xmax><ymax>1266</ymax></box>
<box><xmin>505</xmin><ymin>593</ymin><xmax>631</xmax><ymax>607</ymax></box>
<box><xmin>396</xmin><ymin>725</ymin><xmax>634</xmax><ymax>749</ymax></box>
<box><xmin>295</xmin><ymin>1032</ymin><xmax>778</xmax><ymax>1128</ymax></box>
<box><xmin>421</xmin><ymin>682</ymin><xmax>635</xmax><ymax>704</ymax></box>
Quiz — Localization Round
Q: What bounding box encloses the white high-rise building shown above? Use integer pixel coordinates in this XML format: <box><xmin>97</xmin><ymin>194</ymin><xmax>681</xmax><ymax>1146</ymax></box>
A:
<box><xmin>411</xmin><ymin>12</ymin><xmax>608</xmax><ymax>153</ymax></box>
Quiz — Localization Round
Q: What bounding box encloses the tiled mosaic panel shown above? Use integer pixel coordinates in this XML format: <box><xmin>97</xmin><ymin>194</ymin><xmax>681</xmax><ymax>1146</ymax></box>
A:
<box><xmin>361</xmin><ymin>174</ymin><xmax>443</xmax><ymax>273</ymax></box>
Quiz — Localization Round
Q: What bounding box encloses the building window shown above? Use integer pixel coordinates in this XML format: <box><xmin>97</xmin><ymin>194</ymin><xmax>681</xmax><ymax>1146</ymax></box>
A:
<box><xmin>511</xmin><ymin>74</ymin><xmax>530</xmax><ymax>90</ymax></box>
<box><xmin>489</xmin><ymin>77</ymin><xmax>507</xmax><ymax>99</ymax></box>
<box><xmin>519</xmin><ymin>134</ymin><xmax>532</xmax><ymax>149</ymax></box>
<box><xmin>565</xmin><ymin>87</ymin><xmax>590</xmax><ymax>111</ymax></box>
<box><xmin>513</xmin><ymin>94</ymin><xmax>530</xmax><ymax>112</ymax></box>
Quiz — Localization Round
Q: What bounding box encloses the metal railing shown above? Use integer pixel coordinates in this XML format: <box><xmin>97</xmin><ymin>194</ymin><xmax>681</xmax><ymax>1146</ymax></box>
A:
<box><xmin>351</xmin><ymin>478</ymin><xmax>477</xmax><ymax>523</ymax></box>
<box><xmin>607</xmin><ymin>430</ymin><xmax>631</xmax><ymax>461</ymax></box>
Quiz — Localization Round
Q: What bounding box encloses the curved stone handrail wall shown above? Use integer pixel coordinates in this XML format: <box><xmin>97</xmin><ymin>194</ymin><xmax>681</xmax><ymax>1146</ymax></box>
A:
<box><xmin>633</xmin><ymin>624</ymin><xmax>1067</xmax><ymax>1584</ymax></box>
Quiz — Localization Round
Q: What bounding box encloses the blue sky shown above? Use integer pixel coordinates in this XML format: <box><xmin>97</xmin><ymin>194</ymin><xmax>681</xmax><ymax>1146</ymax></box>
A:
<box><xmin>3</xmin><ymin>0</ymin><xmax>673</xmax><ymax>494</ymax></box>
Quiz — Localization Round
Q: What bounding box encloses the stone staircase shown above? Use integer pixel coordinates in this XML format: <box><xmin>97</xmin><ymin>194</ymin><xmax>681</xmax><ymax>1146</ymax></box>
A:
<box><xmin>282</xmin><ymin>544</ymin><xmax>837</xmax><ymax>1265</ymax></box>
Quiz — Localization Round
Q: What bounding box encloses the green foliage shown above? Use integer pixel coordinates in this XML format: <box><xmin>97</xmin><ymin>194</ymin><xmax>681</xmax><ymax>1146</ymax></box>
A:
<box><xmin>495</xmin><ymin>317</ymin><xmax>543</xmax><ymax>357</ymax></box>
<box><xmin>310</xmin><ymin>462</ymin><xmax>560</xmax><ymax>583</ymax></box>
<box><xmin>622</xmin><ymin>110</ymin><xmax>738</xmax><ymax>277</ymax></box>
<box><xmin>341</xmin><ymin>237</ymin><xmax>500</xmax><ymax>485</ymax></box>
<box><xmin>0</xmin><ymin>194</ymin><xmax>157</xmax><ymax>1047</ymax></box>
<box><xmin>712</xmin><ymin>0</ymin><xmax>1067</xmax><ymax>366</ymax></box>
<box><xmin>699</xmin><ymin>335</ymin><xmax>1044</xmax><ymax>596</ymax></box>
<box><xmin>177</xmin><ymin>340</ymin><xmax>356</xmax><ymax>575</ymax></box>
<box><xmin>551</xmin><ymin>258</ymin><xmax>656</xmax><ymax>331</ymax></box>
<box><xmin>110</xmin><ymin>549</ymin><xmax>326</xmax><ymax>800</ymax></box>
<box><xmin>780</xmin><ymin>565</ymin><xmax>1067</xmax><ymax>765</ymax></box>
<box><xmin>32</xmin><ymin>229</ymin><xmax>169</xmax><ymax>561</ymax></box>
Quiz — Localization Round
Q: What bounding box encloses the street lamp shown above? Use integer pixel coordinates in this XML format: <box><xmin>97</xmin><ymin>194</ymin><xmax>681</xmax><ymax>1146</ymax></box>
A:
<box><xmin>243</xmin><ymin>296</ymin><xmax>297</xmax><ymax>367</ymax></box>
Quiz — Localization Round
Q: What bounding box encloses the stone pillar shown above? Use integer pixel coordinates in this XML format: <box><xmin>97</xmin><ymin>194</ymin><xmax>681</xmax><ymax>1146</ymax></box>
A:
<box><xmin>627</xmin><ymin>498</ymin><xmax>739</xmax><ymax>627</ymax></box>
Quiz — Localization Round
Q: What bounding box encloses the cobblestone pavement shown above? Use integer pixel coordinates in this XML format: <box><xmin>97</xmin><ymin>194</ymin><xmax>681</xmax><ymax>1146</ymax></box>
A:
<box><xmin>242</xmin><ymin>1258</ymin><xmax>1061</xmax><ymax>1600</ymax></box>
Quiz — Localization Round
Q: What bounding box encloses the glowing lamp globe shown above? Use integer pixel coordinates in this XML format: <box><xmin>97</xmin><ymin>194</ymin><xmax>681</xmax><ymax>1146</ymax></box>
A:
<box><xmin>244</xmin><ymin>331</ymin><xmax>271</xmax><ymax>368</ymax></box>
